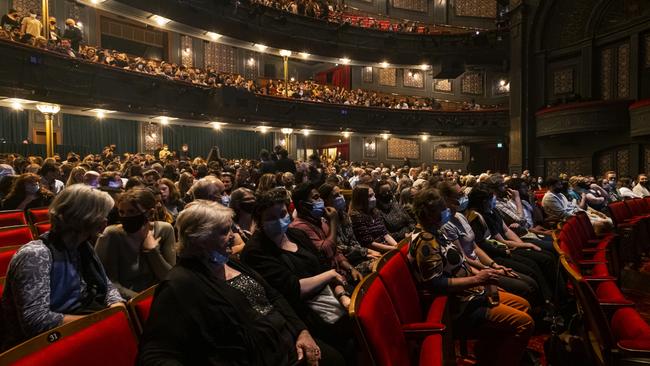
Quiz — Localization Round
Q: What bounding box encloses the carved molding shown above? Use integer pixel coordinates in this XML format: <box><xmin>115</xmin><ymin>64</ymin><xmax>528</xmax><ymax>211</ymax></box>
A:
<box><xmin>536</xmin><ymin>101</ymin><xmax>630</xmax><ymax>137</ymax></box>
<box><xmin>545</xmin><ymin>158</ymin><xmax>589</xmax><ymax>178</ymax></box>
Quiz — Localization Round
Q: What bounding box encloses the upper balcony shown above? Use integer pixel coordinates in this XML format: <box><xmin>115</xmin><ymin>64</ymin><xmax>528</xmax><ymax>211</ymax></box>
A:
<box><xmin>105</xmin><ymin>0</ymin><xmax>508</xmax><ymax>67</ymax></box>
<box><xmin>0</xmin><ymin>39</ymin><xmax>508</xmax><ymax>137</ymax></box>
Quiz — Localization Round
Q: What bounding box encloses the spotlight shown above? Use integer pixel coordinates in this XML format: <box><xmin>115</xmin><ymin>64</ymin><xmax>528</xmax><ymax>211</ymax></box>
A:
<box><xmin>9</xmin><ymin>99</ymin><xmax>23</xmax><ymax>111</ymax></box>
<box><xmin>254</xmin><ymin>44</ymin><xmax>268</xmax><ymax>52</ymax></box>
<box><xmin>206</xmin><ymin>32</ymin><xmax>222</xmax><ymax>41</ymax></box>
<box><xmin>258</xmin><ymin>126</ymin><xmax>270</xmax><ymax>133</ymax></box>
<box><xmin>302</xmin><ymin>129</ymin><xmax>311</xmax><ymax>136</ymax></box>
<box><xmin>342</xmin><ymin>131</ymin><xmax>351</xmax><ymax>138</ymax></box>
<box><xmin>421</xmin><ymin>134</ymin><xmax>429</xmax><ymax>141</ymax></box>
<box><xmin>160</xmin><ymin>117</ymin><xmax>169</xmax><ymax>125</ymax></box>
<box><xmin>380</xmin><ymin>61</ymin><xmax>389</xmax><ymax>68</ymax></box>
<box><xmin>339</xmin><ymin>58</ymin><xmax>351</xmax><ymax>65</ymax></box>
<box><xmin>212</xmin><ymin>122</ymin><xmax>224</xmax><ymax>130</ymax></box>
<box><xmin>149</xmin><ymin>15</ymin><xmax>171</xmax><ymax>26</ymax></box>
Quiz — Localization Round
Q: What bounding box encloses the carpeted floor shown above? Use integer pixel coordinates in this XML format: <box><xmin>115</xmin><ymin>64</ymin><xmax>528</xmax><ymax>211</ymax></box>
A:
<box><xmin>455</xmin><ymin>335</ymin><xmax>548</xmax><ymax>366</ymax></box>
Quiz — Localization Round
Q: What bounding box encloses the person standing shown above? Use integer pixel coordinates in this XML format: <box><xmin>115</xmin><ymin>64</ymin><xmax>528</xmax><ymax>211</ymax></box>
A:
<box><xmin>1</xmin><ymin>8</ymin><xmax>21</xmax><ymax>33</ymax></box>
<box><xmin>20</xmin><ymin>10</ymin><xmax>42</xmax><ymax>40</ymax></box>
<box><xmin>63</xmin><ymin>18</ymin><xmax>82</xmax><ymax>52</ymax></box>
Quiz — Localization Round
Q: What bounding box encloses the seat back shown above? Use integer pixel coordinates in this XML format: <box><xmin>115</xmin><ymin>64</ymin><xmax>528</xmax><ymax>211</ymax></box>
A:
<box><xmin>0</xmin><ymin>245</ymin><xmax>22</xmax><ymax>276</ymax></box>
<box><xmin>34</xmin><ymin>222</ymin><xmax>51</xmax><ymax>236</ymax></box>
<box><xmin>127</xmin><ymin>285</ymin><xmax>157</xmax><ymax>335</ymax></box>
<box><xmin>608</xmin><ymin>202</ymin><xmax>632</xmax><ymax>227</ymax></box>
<box><xmin>27</xmin><ymin>207</ymin><xmax>49</xmax><ymax>225</ymax></box>
<box><xmin>350</xmin><ymin>272</ymin><xmax>410</xmax><ymax>366</ymax></box>
<box><xmin>624</xmin><ymin>199</ymin><xmax>647</xmax><ymax>217</ymax></box>
<box><xmin>0</xmin><ymin>210</ymin><xmax>27</xmax><ymax>228</ymax></box>
<box><xmin>0</xmin><ymin>305</ymin><xmax>138</xmax><ymax>366</ymax></box>
<box><xmin>0</xmin><ymin>276</ymin><xmax>5</xmax><ymax>298</ymax></box>
<box><xmin>560</xmin><ymin>257</ymin><xmax>614</xmax><ymax>366</ymax></box>
<box><xmin>376</xmin><ymin>250</ymin><xmax>423</xmax><ymax>324</ymax></box>
<box><xmin>574</xmin><ymin>211</ymin><xmax>597</xmax><ymax>241</ymax></box>
<box><xmin>0</xmin><ymin>226</ymin><xmax>34</xmax><ymax>248</ymax></box>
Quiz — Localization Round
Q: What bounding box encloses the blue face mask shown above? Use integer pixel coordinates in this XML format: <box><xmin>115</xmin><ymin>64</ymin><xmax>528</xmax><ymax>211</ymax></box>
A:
<box><xmin>209</xmin><ymin>250</ymin><xmax>229</xmax><ymax>265</ymax></box>
<box><xmin>440</xmin><ymin>208</ymin><xmax>452</xmax><ymax>226</ymax></box>
<box><xmin>221</xmin><ymin>195</ymin><xmax>231</xmax><ymax>207</ymax></box>
<box><xmin>309</xmin><ymin>199</ymin><xmax>325</xmax><ymax>219</ymax></box>
<box><xmin>263</xmin><ymin>214</ymin><xmax>291</xmax><ymax>237</ymax></box>
<box><xmin>457</xmin><ymin>196</ymin><xmax>469</xmax><ymax>212</ymax></box>
<box><xmin>108</xmin><ymin>181</ymin><xmax>121</xmax><ymax>189</ymax></box>
<box><xmin>489</xmin><ymin>196</ymin><xmax>497</xmax><ymax>211</ymax></box>
<box><xmin>333</xmin><ymin>195</ymin><xmax>346</xmax><ymax>212</ymax></box>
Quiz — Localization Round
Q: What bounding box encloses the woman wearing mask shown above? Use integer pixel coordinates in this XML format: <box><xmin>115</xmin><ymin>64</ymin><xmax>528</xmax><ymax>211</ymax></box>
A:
<box><xmin>1</xmin><ymin>173</ymin><xmax>54</xmax><ymax>210</ymax></box>
<box><xmin>95</xmin><ymin>188</ymin><xmax>176</xmax><ymax>300</ymax></box>
<box><xmin>138</xmin><ymin>200</ymin><xmax>337</xmax><ymax>366</ymax></box>
<box><xmin>2</xmin><ymin>185</ymin><xmax>123</xmax><ymax>350</ymax></box>
<box><xmin>349</xmin><ymin>185</ymin><xmax>398</xmax><ymax>252</ymax></box>
<box><xmin>289</xmin><ymin>183</ymin><xmax>363</xmax><ymax>283</ymax></box>
<box><xmin>229</xmin><ymin>187</ymin><xmax>257</xmax><ymax>256</ymax></box>
<box><xmin>407</xmin><ymin>187</ymin><xmax>534</xmax><ymax>366</ymax></box>
<box><xmin>241</xmin><ymin>188</ymin><xmax>352</xmax><ymax>360</ymax></box>
<box><xmin>158</xmin><ymin>178</ymin><xmax>185</xmax><ymax>219</ymax></box>
<box><xmin>318</xmin><ymin>183</ymin><xmax>379</xmax><ymax>276</ymax></box>
<box><xmin>374</xmin><ymin>179</ymin><xmax>415</xmax><ymax>241</ymax></box>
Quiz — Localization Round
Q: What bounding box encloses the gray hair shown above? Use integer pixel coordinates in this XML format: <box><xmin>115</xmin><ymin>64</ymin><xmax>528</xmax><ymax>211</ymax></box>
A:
<box><xmin>49</xmin><ymin>185</ymin><xmax>114</xmax><ymax>233</ymax></box>
<box><xmin>190</xmin><ymin>176</ymin><xmax>224</xmax><ymax>201</ymax></box>
<box><xmin>176</xmin><ymin>200</ymin><xmax>233</xmax><ymax>258</ymax></box>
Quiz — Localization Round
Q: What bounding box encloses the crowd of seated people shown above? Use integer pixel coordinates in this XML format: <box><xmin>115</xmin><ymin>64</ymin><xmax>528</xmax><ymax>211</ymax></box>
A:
<box><xmin>247</xmin><ymin>0</ymin><xmax>480</xmax><ymax>35</ymax></box>
<box><xmin>0</xmin><ymin>8</ymin><xmax>505</xmax><ymax>112</ymax></box>
<box><xmin>0</xmin><ymin>143</ymin><xmax>648</xmax><ymax>364</ymax></box>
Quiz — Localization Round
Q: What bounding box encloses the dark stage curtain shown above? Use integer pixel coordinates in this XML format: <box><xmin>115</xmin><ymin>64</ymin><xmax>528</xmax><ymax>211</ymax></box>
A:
<box><xmin>62</xmin><ymin>114</ymin><xmax>139</xmax><ymax>156</ymax></box>
<box><xmin>0</xmin><ymin>107</ymin><xmax>29</xmax><ymax>144</ymax></box>
<box><xmin>162</xmin><ymin>125</ymin><xmax>274</xmax><ymax>159</ymax></box>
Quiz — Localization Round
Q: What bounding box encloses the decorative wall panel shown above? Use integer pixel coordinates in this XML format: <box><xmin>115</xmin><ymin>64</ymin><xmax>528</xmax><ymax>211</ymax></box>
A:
<box><xmin>617</xmin><ymin>149</ymin><xmax>630</xmax><ymax>177</ymax></box>
<box><xmin>181</xmin><ymin>35</ymin><xmax>193</xmax><ymax>67</ymax></box>
<box><xmin>387</xmin><ymin>138</ymin><xmax>420</xmax><ymax>159</ymax></box>
<box><xmin>545</xmin><ymin>158</ymin><xmax>588</xmax><ymax>178</ymax></box>
<box><xmin>617</xmin><ymin>43</ymin><xmax>630</xmax><ymax>98</ymax></box>
<box><xmin>461</xmin><ymin>72</ymin><xmax>483</xmax><ymax>95</ymax></box>
<box><xmin>494</xmin><ymin>79</ymin><xmax>510</xmax><ymax>95</ymax></box>
<box><xmin>392</xmin><ymin>0</ymin><xmax>427</xmax><ymax>12</ymax></box>
<box><xmin>244</xmin><ymin>51</ymin><xmax>259</xmax><ymax>80</ymax></box>
<box><xmin>553</xmin><ymin>68</ymin><xmax>574</xmax><ymax>95</ymax></box>
<box><xmin>403</xmin><ymin>69</ymin><xmax>424</xmax><ymax>88</ymax></box>
<box><xmin>378</xmin><ymin>68</ymin><xmax>397</xmax><ymax>86</ymax></box>
<box><xmin>363</xmin><ymin>138</ymin><xmax>377</xmax><ymax>159</ymax></box>
<box><xmin>645</xmin><ymin>34</ymin><xmax>650</xmax><ymax>68</ymax></box>
<box><xmin>12</xmin><ymin>0</ymin><xmax>41</xmax><ymax>14</ymax></box>
<box><xmin>455</xmin><ymin>0</ymin><xmax>497</xmax><ymax>18</ymax></box>
<box><xmin>645</xmin><ymin>147</ymin><xmax>650</xmax><ymax>174</ymax></box>
<box><xmin>434</xmin><ymin>147</ymin><xmax>463</xmax><ymax>161</ymax></box>
<box><xmin>204</xmin><ymin>42</ymin><xmax>235</xmax><ymax>73</ymax></box>
<box><xmin>142</xmin><ymin>122</ymin><xmax>162</xmax><ymax>152</ymax></box>
<box><xmin>66</xmin><ymin>2</ymin><xmax>82</xmax><ymax>20</ymax></box>
<box><xmin>601</xmin><ymin>48</ymin><xmax>613</xmax><ymax>100</ymax></box>
<box><xmin>362</xmin><ymin>67</ymin><xmax>373</xmax><ymax>83</ymax></box>
<box><xmin>433</xmin><ymin>79</ymin><xmax>453</xmax><ymax>93</ymax></box>
<box><xmin>598</xmin><ymin>152</ymin><xmax>614</xmax><ymax>175</ymax></box>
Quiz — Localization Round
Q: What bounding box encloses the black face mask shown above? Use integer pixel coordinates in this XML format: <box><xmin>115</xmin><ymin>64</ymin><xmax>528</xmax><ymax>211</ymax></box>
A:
<box><xmin>239</xmin><ymin>201</ymin><xmax>256</xmax><ymax>214</ymax></box>
<box><xmin>577</xmin><ymin>182</ymin><xmax>589</xmax><ymax>189</ymax></box>
<box><xmin>378</xmin><ymin>192</ymin><xmax>392</xmax><ymax>203</ymax></box>
<box><xmin>120</xmin><ymin>212</ymin><xmax>148</xmax><ymax>234</ymax></box>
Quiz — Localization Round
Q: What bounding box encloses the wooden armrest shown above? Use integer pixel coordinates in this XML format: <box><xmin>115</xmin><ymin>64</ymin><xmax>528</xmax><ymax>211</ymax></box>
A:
<box><xmin>402</xmin><ymin>322</ymin><xmax>446</xmax><ymax>339</ymax></box>
<box><xmin>599</xmin><ymin>301</ymin><xmax>635</xmax><ymax>311</ymax></box>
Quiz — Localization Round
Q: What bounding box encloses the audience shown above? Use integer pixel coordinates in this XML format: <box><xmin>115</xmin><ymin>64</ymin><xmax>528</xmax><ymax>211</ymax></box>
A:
<box><xmin>348</xmin><ymin>184</ymin><xmax>398</xmax><ymax>252</ymax></box>
<box><xmin>1</xmin><ymin>172</ymin><xmax>54</xmax><ymax>210</ymax></box>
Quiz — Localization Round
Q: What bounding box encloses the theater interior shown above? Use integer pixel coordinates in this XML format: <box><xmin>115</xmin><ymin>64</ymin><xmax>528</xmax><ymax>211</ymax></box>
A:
<box><xmin>0</xmin><ymin>0</ymin><xmax>649</xmax><ymax>365</ymax></box>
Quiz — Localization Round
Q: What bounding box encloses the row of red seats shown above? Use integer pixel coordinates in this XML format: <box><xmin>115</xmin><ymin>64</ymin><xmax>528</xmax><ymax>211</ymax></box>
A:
<box><xmin>0</xmin><ymin>285</ymin><xmax>156</xmax><ymax>365</ymax></box>
<box><xmin>555</xmin><ymin>213</ymin><xmax>650</xmax><ymax>365</ymax></box>
<box><xmin>608</xmin><ymin>198</ymin><xmax>650</xmax><ymax>266</ymax></box>
<box><xmin>0</xmin><ymin>223</ymin><xmax>52</xmax><ymax>278</ymax></box>
<box><xmin>0</xmin><ymin>208</ymin><xmax>49</xmax><ymax>228</ymax></box>
<box><xmin>349</xmin><ymin>244</ymin><xmax>448</xmax><ymax>365</ymax></box>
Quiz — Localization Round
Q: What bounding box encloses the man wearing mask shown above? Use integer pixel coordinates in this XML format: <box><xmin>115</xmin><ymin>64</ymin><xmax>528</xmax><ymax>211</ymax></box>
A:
<box><xmin>633</xmin><ymin>174</ymin><xmax>650</xmax><ymax>197</ymax></box>
<box><xmin>63</xmin><ymin>18</ymin><xmax>82</xmax><ymax>52</ymax></box>
<box><xmin>289</xmin><ymin>183</ymin><xmax>363</xmax><ymax>283</ymax></box>
<box><xmin>602</xmin><ymin>171</ymin><xmax>621</xmax><ymax>202</ymax></box>
<box><xmin>20</xmin><ymin>10</ymin><xmax>42</xmax><ymax>40</ymax></box>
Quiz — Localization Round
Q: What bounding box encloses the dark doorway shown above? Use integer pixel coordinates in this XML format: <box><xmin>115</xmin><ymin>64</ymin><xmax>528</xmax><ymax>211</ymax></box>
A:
<box><xmin>469</xmin><ymin>142</ymin><xmax>509</xmax><ymax>173</ymax></box>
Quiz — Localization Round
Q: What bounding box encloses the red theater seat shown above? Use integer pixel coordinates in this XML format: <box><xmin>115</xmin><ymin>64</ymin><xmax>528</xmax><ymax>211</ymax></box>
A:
<box><xmin>34</xmin><ymin>222</ymin><xmax>51</xmax><ymax>236</ymax></box>
<box><xmin>0</xmin><ymin>210</ymin><xmax>27</xmax><ymax>228</ymax></box>
<box><xmin>0</xmin><ymin>245</ymin><xmax>21</xmax><ymax>276</ymax></box>
<box><xmin>0</xmin><ymin>276</ymin><xmax>5</xmax><ymax>298</ymax></box>
<box><xmin>350</xmin><ymin>272</ymin><xmax>443</xmax><ymax>366</ymax></box>
<box><xmin>611</xmin><ymin>307</ymin><xmax>650</xmax><ymax>351</ymax></box>
<box><xmin>27</xmin><ymin>207</ymin><xmax>49</xmax><ymax>225</ymax></box>
<box><xmin>0</xmin><ymin>305</ymin><xmax>138</xmax><ymax>366</ymax></box>
<box><xmin>127</xmin><ymin>285</ymin><xmax>157</xmax><ymax>335</ymax></box>
<box><xmin>0</xmin><ymin>226</ymin><xmax>34</xmax><ymax>248</ymax></box>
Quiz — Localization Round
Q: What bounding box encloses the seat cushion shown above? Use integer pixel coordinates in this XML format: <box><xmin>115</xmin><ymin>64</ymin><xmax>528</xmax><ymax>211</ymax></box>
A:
<box><xmin>0</xmin><ymin>227</ymin><xmax>33</xmax><ymax>248</ymax></box>
<box><xmin>611</xmin><ymin>308</ymin><xmax>650</xmax><ymax>351</ymax></box>
<box><xmin>134</xmin><ymin>296</ymin><xmax>154</xmax><ymax>327</ymax></box>
<box><xmin>378</xmin><ymin>254</ymin><xmax>422</xmax><ymax>324</ymax></box>
<box><xmin>426</xmin><ymin>296</ymin><xmax>448</xmax><ymax>323</ymax></box>
<box><xmin>0</xmin><ymin>211</ymin><xmax>27</xmax><ymax>227</ymax></box>
<box><xmin>419</xmin><ymin>334</ymin><xmax>443</xmax><ymax>366</ymax></box>
<box><xmin>0</xmin><ymin>247</ymin><xmax>19</xmax><ymax>276</ymax></box>
<box><xmin>595</xmin><ymin>281</ymin><xmax>633</xmax><ymax>305</ymax></box>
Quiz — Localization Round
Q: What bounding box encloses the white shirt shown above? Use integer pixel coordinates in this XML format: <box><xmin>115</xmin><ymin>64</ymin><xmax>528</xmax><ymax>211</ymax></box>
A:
<box><xmin>632</xmin><ymin>184</ymin><xmax>650</xmax><ymax>197</ymax></box>
<box><xmin>618</xmin><ymin>187</ymin><xmax>641</xmax><ymax>199</ymax></box>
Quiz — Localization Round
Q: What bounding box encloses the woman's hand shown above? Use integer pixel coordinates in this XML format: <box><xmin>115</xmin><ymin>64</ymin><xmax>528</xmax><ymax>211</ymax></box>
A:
<box><xmin>340</xmin><ymin>295</ymin><xmax>351</xmax><ymax>309</ymax></box>
<box><xmin>473</xmin><ymin>269</ymin><xmax>500</xmax><ymax>285</ymax></box>
<box><xmin>142</xmin><ymin>230</ymin><xmax>160</xmax><ymax>251</ymax></box>
<box><xmin>349</xmin><ymin>268</ymin><xmax>363</xmax><ymax>282</ymax></box>
<box><xmin>367</xmin><ymin>249</ymin><xmax>381</xmax><ymax>259</ymax></box>
<box><xmin>329</xmin><ymin>269</ymin><xmax>347</xmax><ymax>287</ymax></box>
<box><xmin>523</xmin><ymin>243</ymin><xmax>541</xmax><ymax>251</ymax></box>
<box><xmin>296</xmin><ymin>330</ymin><xmax>321</xmax><ymax>366</ymax></box>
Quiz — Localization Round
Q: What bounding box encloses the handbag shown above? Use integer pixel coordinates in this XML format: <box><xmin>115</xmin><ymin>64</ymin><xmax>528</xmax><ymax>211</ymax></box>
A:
<box><xmin>306</xmin><ymin>285</ymin><xmax>346</xmax><ymax>324</ymax></box>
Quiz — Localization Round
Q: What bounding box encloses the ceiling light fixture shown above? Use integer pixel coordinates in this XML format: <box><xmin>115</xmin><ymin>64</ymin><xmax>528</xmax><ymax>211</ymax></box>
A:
<box><xmin>380</xmin><ymin>61</ymin><xmax>389</xmax><ymax>68</ymax></box>
<box><xmin>281</xmin><ymin>128</ymin><xmax>293</xmax><ymax>134</ymax></box>
<box><xmin>342</xmin><ymin>131</ymin><xmax>351</xmax><ymax>138</ymax></box>
<box><xmin>279</xmin><ymin>49</ymin><xmax>292</xmax><ymax>57</ymax></box>
<box><xmin>381</xmin><ymin>133</ymin><xmax>390</xmax><ymax>140</ymax></box>
<box><xmin>302</xmin><ymin>129</ymin><xmax>311</xmax><ymax>136</ymax></box>
<box><xmin>339</xmin><ymin>58</ymin><xmax>350</xmax><ymax>65</ymax></box>
<box><xmin>149</xmin><ymin>15</ymin><xmax>171</xmax><ymax>27</ymax></box>
<box><xmin>254</xmin><ymin>44</ymin><xmax>268</xmax><ymax>51</ymax></box>
<box><xmin>258</xmin><ymin>126</ymin><xmax>270</xmax><ymax>133</ymax></box>
<box><xmin>206</xmin><ymin>32</ymin><xmax>222</xmax><ymax>41</ymax></box>
<box><xmin>299</xmin><ymin>52</ymin><xmax>310</xmax><ymax>59</ymax></box>
<box><xmin>36</xmin><ymin>103</ymin><xmax>60</xmax><ymax>115</ymax></box>
<box><xmin>420</xmin><ymin>64</ymin><xmax>429</xmax><ymax>70</ymax></box>
<box><xmin>421</xmin><ymin>134</ymin><xmax>429</xmax><ymax>141</ymax></box>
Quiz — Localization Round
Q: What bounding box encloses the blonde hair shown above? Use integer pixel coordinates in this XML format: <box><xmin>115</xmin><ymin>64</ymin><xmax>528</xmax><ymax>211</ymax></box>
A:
<box><xmin>175</xmin><ymin>200</ymin><xmax>233</xmax><ymax>258</ymax></box>
<box><xmin>49</xmin><ymin>185</ymin><xmax>114</xmax><ymax>233</ymax></box>
<box><xmin>66</xmin><ymin>166</ymin><xmax>87</xmax><ymax>186</ymax></box>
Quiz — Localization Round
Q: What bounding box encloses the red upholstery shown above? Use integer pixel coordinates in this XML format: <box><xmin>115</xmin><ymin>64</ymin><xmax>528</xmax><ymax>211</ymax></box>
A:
<box><xmin>611</xmin><ymin>307</ymin><xmax>650</xmax><ymax>351</ymax></box>
<box><xmin>8</xmin><ymin>307</ymin><xmax>138</xmax><ymax>366</ymax></box>
<box><xmin>0</xmin><ymin>246</ymin><xmax>20</xmax><ymax>276</ymax></box>
<box><xmin>0</xmin><ymin>226</ymin><xmax>34</xmax><ymax>248</ymax></box>
<box><xmin>357</xmin><ymin>276</ymin><xmax>411</xmax><ymax>365</ymax></box>
<box><xmin>377</xmin><ymin>253</ymin><xmax>424</xmax><ymax>323</ymax></box>
<box><xmin>27</xmin><ymin>207</ymin><xmax>49</xmax><ymax>225</ymax></box>
<box><xmin>0</xmin><ymin>210</ymin><xmax>27</xmax><ymax>228</ymax></box>
<box><xmin>0</xmin><ymin>277</ymin><xmax>5</xmax><ymax>298</ymax></box>
<box><xmin>34</xmin><ymin>222</ymin><xmax>51</xmax><ymax>236</ymax></box>
<box><xmin>419</xmin><ymin>334</ymin><xmax>443</xmax><ymax>366</ymax></box>
<box><xmin>624</xmin><ymin>199</ymin><xmax>650</xmax><ymax>218</ymax></box>
<box><xmin>608</xmin><ymin>202</ymin><xmax>633</xmax><ymax>227</ymax></box>
<box><xmin>594</xmin><ymin>281</ymin><xmax>634</xmax><ymax>305</ymax></box>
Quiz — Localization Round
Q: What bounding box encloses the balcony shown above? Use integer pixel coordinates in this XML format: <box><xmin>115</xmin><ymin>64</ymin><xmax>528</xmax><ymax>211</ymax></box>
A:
<box><xmin>535</xmin><ymin>100</ymin><xmax>632</xmax><ymax>138</ymax></box>
<box><xmin>0</xmin><ymin>39</ymin><xmax>508</xmax><ymax>137</ymax></box>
